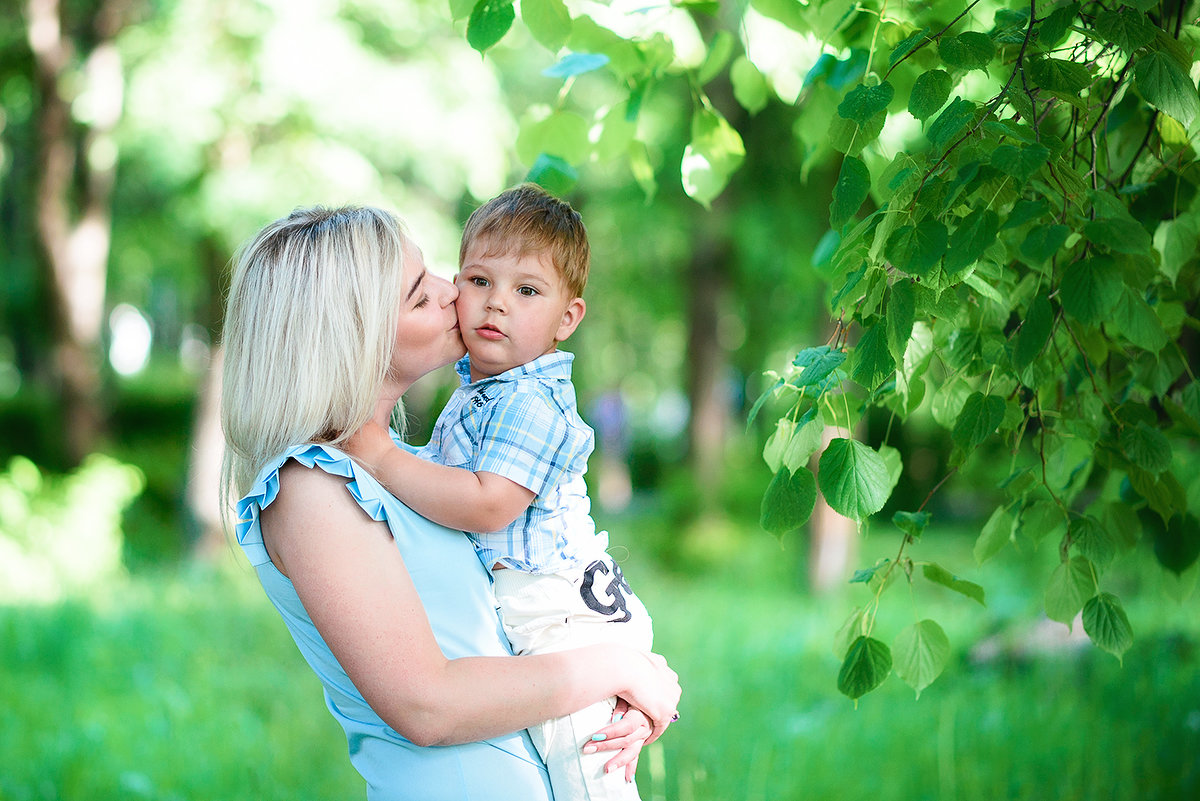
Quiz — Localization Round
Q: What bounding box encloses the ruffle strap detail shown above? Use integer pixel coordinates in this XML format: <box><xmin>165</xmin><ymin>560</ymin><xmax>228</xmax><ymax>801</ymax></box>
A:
<box><xmin>234</xmin><ymin>442</ymin><xmax>390</xmax><ymax>566</ymax></box>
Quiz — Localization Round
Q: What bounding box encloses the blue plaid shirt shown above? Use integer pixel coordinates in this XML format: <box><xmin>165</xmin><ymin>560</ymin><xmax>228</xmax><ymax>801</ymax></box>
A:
<box><xmin>421</xmin><ymin>351</ymin><xmax>608</xmax><ymax>573</ymax></box>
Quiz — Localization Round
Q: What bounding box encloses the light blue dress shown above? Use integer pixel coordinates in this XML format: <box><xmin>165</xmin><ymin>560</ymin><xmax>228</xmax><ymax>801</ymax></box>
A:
<box><xmin>235</xmin><ymin>443</ymin><xmax>554</xmax><ymax>801</ymax></box>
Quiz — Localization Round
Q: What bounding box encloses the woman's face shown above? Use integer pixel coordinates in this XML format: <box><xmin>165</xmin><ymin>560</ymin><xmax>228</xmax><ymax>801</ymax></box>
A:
<box><xmin>388</xmin><ymin>236</ymin><xmax>464</xmax><ymax>390</ymax></box>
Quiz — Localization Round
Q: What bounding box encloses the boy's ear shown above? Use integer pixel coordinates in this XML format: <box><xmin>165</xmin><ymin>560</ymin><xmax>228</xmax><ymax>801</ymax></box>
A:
<box><xmin>555</xmin><ymin>297</ymin><xmax>586</xmax><ymax>343</ymax></box>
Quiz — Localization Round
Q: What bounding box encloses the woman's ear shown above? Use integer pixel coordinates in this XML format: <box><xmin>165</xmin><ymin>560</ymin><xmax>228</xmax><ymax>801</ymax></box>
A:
<box><xmin>555</xmin><ymin>297</ymin><xmax>587</xmax><ymax>343</ymax></box>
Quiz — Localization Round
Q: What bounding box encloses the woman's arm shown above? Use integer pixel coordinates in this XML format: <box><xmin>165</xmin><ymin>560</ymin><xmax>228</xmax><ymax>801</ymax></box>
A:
<box><xmin>261</xmin><ymin>461</ymin><xmax>679</xmax><ymax>747</ymax></box>
<box><xmin>346</xmin><ymin>421</ymin><xmax>533</xmax><ymax>533</ymax></box>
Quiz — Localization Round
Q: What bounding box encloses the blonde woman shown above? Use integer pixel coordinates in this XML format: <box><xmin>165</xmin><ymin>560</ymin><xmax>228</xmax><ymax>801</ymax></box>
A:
<box><xmin>220</xmin><ymin>206</ymin><xmax>680</xmax><ymax>801</ymax></box>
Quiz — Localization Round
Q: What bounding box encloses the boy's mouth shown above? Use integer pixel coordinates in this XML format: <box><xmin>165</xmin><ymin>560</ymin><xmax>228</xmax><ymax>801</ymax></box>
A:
<box><xmin>475</xmin><ymin>324</ymin><xmax>505</xmax><ymax>341</ymax></box>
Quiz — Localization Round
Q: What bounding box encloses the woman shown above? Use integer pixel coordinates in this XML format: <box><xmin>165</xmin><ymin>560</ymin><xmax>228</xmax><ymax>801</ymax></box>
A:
<box><xmin>219</xmin><ymin>206</ymin><xmax>680</xmax><ymax>800</ymax></box>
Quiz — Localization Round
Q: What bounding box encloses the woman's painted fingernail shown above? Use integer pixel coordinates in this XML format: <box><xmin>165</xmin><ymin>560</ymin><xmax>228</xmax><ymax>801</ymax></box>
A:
<box><xmin>612</xmin><ymin>712</ymin><xmax>624</xmax><ymax>722</ymax></box>
<box><xmin>591</xmin><ymin>733</ymin><xmax>607</xmax><ymax>741</ymax></box>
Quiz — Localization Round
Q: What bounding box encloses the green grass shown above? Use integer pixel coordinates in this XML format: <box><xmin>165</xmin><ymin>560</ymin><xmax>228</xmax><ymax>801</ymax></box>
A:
<box><xmin>0</xmin><ymin>530</ymin><xmax>1197</xmax><ymax>801</ymax></box>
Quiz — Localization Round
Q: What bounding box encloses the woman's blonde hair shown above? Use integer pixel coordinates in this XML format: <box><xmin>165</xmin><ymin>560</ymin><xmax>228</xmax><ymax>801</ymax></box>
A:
<box><xmin>219</xmin><ymin>205</ymin><xmax>408</xmax><ymax>507</ymax></box>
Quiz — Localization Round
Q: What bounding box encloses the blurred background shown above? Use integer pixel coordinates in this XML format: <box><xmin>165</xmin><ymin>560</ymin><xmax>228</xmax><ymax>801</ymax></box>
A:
<box><xmin>0</xmin><ymin>0</ymin><xmax>1196</xmax><ymax>799</ymax></box>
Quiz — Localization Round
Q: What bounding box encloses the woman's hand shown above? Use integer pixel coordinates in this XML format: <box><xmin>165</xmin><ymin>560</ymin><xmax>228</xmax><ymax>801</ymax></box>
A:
<box><xmin>582</xmin><ymin>700</ymin><xmax>652</xmax><ymax>782</ymax></box>
<box><xmin>618</xmin><ymin>649</ymin><xmax>680</xmax><ymax>745</ymax></box>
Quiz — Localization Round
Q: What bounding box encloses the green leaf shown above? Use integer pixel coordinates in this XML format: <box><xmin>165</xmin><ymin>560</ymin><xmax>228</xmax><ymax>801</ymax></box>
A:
<box><xmin>516</xmin><ymin>109</ymin><xmax>591</xmax><ymax>164</ymax></box>
<box><xmin>449</xmin><ymin>0</ymin><xmax>476</xmax><ymax>21</ymax></box>
<box><xmin>1059</xmin><ymin>255</ymin><xmax>1123</xmax><ymax>325</ymax></box>
<box><xmin>1001</xmin><ymin>198</ymin><xmax>1051</xmax><ymax>231</ymax></box>
<box><xmin>524</xmin><ymin>153</ymin><xmax>578</xmax><ymax>195</ymax></box>
<box><xmin>1119</xmin><ymin>422</ymin><xmax>1172</xmax><ymax>474</ymax></box>
<box><xmin>837</xmin><ymin>636</ymin><xmax>892</xmax><ymax>700</ymax></box>
<box><xmin>991</xmin><ymin>143</ymin><xmax>1050</xmax><ymax>183</ymax></box>
<box><xmin>697</xmin><ymin>30</ymin><xmax>735</xmax><ymax>85</ymax></box>
<box><xmin>1070</xmin><ymin>515</ymin><xmax>1117</xmax><ymax>569</ymax></box>
<box><xmin>838</xmin><ymin>81</ymin><xmax>895</xmax><ymax>124</ymax></box>
<box><xmin>467</xmin><ymin>0</ymin><xmax>516</xmax><ymax>53</ymax></box>
<box><xmin>628</xmin><ymin>140</ymin><xmax>657</xmax><ymax>201</ymax></box>
<box><xmin>791</xmin><ymin>345</ymin><xmax>846</xmax><ymax>388</ymax></box>
<box><xmin>893</xmin><ymin>620</ymin><xmax>950</xmax><ymax>697</ymax></box>
<box><xmin>886</xmin><ymin>280</ymin><xmax>916</xmax><ymax>365</ymax></box>
<box><xmin>885</xmin><ymin>219</ymin><xmax>947</xmax><ymax>278</ymax></box>
<box><xmin>1135</xmin><ymin>49</ymin><xmax>1200</xmax><ymax>127</ymax></box>
<box><xmin>909</xmin><ymin>69</ymin><xmax>952</xmax><ymax>121</ymax></box>
<box><xmin>731</xmin><ymin>55</ymin><xmax>769</xmax><ymax>115</ymax></box>
<box><xmin>760</xmin><ymin>467</ymin><xmax>817</xmax><ymax>536</ymax></box>
<box><xmin>889</xmin><ymin>27</ymin><xmax>930</xmax><ymax>67</ymax></box>
<box><xmin>763</xmin><ymin>414</ymin><xmax>824</xmax><ymax>473</ymax></box>
<box><xmin>1045</xmin><ymin>556</ymin><xmax>1096</xmax><ymax>624</ymax></box>
<box><xmin>938</xmin><ymin>31</ymin><xmax>994</xmax><ymax>71</ymax></box>
<box><xmin>682</xmin><ymin>107</ymin><xmax>746</xmax><ymax>208</ymax></box>
<box><xmin>1155</xmin><ymin>212</ymin><xmax>1200</xmax><ymax>284</ymax></box>
<box><xmin>1082</xmin><ymin>218</ymin><xmax>1152</xmax><ymax>255</ymax></box>
<box><xmin>1147</xmin><ymin>512</ymin><xmax>1200</xmax><ymax>574</ymax></box>
<box><xmin>1083</xmin><ymin>593</ymin><xmax>1134</xmax><ymax>661</ymax></box>
<box><xmin>893</xmin><ymin>510</ymin><xmax>932</xmax><ymax>541</ymax></box>
<box><xmin>952</xmin><ymin>392</ymin><xmax>1006</xmax><ymax>453</ymax></box>
<box><xmin>850</xmin><ymin>561</ymin><xmax>887</xmax><ymax>584</ymax></box>
<box><xmin>830</xmin><ymin>155</ymin><xmax>871</xmax><ymax>229</ymax></box>
<box><xmin>1111</xmin><ymin>287</ymin><xmax>1168</xmax><ymax>352</ymax></box>
<box><xmin>927</xmin><ymin>97</ymin><xmax>976</xmax><ymax>152</ymax></box>
<box><xmin>922</xmin><ymin>562</ymin><xmax>986</xmax><ymax>605</ymax></box>
<box><xmin>1092</xmin><ymin>7</ymin><xmax>1158</xmax><ymax>53</ymax></box>
<box><xmin>975</xmin><ymin>504</ymin><xmax>1016</xmax><ymax>564</ymax></box>
<box><xmin>879</xmin><ymin>444</ymin><xmax>902</xmax><ymax>498</ymax></box>
<box><xmin>1028</xmin><ymin>56</ymin><xmax>1092</xmax><ymax>93</ymax></box>
<box><xmin>1037</xmin><ymin>2</ymin><xmax>1079</xmax><ymax>47</ymax></box>
<box><xmin>1013</xmin><ymin>293</ymin><xmax>1053</xmax><ymax>373</ymax></box>
<box><xmin>944</xmin><ymin>208</ymin><xmax>1000</xmax><ymax>275</ymax></box>
<box><xmin>1019</xmin><ymin>224</ymin><xmax>1069</xmax><ymax>264</ymax></box>
<box><xmin>1129</xmin><ymin>468</ymin><xmax>1187</xmax><ymax>526</ymax></box>
<box><xmin>850</xmin><ymin>323</ymin><xmax>894</xmax><ymax>391</ymax></box>
<box><xmin>834</xmin><ymin>608</ymin><xmax>865</xmax><ymax>660</ymax></box>
<box><xmin>593</xmin><ymin>101</ymin><xmax>636</xmax><ymax>162</ymax></box>
<box><xmin>1019</xmin><ymin>499</ymin><xmax>1068</xmax><ymax>545</ymax></box>
<box><xmin>520</xmin><ymin>0</ymin><xmax>572</xmax><ymax>51</ymax></box>
<box><xmin>818</xmin><ymin>438</ymin><xmax>891</xmax><ymax>522</ymax></box>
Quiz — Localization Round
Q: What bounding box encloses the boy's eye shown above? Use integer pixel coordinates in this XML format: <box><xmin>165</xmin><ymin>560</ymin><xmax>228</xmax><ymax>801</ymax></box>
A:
<box><xmin>470</xmin><ymin>276</ymin><xmax>489</xmax><ymax>287</ymax></box>
<box><xmin>517</xmin><ymin>286</ymin><xmax>538</xmax><ymax>297</ymax></box>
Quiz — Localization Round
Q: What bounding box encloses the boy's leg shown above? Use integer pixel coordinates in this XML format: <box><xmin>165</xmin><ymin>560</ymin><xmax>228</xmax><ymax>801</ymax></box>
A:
<box><xmin>529</xmin><ymin>697</ymin><xmax>642</xmax><ymax>801</ymax></box>
<box><xmin>492</xmin><ymin>558</ymin><xmax>655</xmax><ymax>801</ymax></box>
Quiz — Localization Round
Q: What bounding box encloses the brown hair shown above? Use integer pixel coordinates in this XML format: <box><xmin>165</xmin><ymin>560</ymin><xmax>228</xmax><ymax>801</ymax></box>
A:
<box><xmin>459</xmin><ymin>183</ymin><xmax>590</xmax><ymax>298</ymax></box>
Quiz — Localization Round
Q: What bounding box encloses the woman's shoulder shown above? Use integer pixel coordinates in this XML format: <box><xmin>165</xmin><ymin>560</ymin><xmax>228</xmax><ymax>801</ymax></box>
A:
<box><xmin>236</xmin><ymin>441</ymin><xmax>425</xmax><ymax>558</ymax></box>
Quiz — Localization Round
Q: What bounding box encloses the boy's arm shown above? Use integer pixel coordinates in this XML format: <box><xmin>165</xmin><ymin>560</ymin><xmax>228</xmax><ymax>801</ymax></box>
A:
<box><xmin>344</xmin><ymin>422</ymin><xmax>534</xmax><ymax>533</ymax></box>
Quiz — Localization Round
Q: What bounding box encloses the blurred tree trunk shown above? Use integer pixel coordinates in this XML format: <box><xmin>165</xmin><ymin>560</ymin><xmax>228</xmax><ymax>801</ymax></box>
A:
<box><xmin>809</xmin><ymin>425</ymin><xmax>858</xmax><ymax>593</ymax></box>
<box><xmin>186</xmin><ymin>235</ymin><xmax>232</xmax><ymax>558</ymax></box>
<box><xmin>26</xmin><ymin>0</ymin><xmax>131</xmax><ymax>463</ymax></box>
<box><xmin>685</xmin><ymin>203</ymin><xmax>732</xmax><ymax>499</ymax></box>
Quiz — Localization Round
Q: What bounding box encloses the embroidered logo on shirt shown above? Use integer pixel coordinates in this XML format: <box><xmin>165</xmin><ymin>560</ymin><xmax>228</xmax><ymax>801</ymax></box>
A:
<box><xmin>470</xmin><ymin>388</ymin><xmax>494</xmax><ymax>409</ymax></box>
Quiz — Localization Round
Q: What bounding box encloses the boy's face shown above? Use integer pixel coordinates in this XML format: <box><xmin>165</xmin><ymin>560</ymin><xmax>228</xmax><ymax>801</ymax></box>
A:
<box><xmin>455</xmin><ymin>236</ymin><xmax>585</xmax><ymax>382</ymax></box>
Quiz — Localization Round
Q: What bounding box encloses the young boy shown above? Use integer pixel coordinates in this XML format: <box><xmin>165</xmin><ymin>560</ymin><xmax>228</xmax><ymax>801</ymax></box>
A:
<box><xmin>348</xmin><ymin>184</ymin><xmax>655</xmax><ymax>800</ymax></box>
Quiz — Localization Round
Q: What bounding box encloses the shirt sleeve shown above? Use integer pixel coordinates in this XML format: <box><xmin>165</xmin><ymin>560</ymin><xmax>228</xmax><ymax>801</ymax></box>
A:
<box><xmin>471</xmin><ymin>385</ymin><xmax>592</xmax><ymax>498</ymax></box>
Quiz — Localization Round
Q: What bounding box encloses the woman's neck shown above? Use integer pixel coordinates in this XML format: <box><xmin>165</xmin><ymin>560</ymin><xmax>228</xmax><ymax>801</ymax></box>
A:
<box><xmin>374</xmin><ymin>379</ymin><xmax>408</xmax><ymax>427</ymax></box>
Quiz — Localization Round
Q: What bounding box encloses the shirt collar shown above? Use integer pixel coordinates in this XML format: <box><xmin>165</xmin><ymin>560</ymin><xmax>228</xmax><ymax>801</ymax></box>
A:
<box><xmin>455</xmin><ymin>351</ymin><xmax>575</xmax><ymax>387</ymax></box>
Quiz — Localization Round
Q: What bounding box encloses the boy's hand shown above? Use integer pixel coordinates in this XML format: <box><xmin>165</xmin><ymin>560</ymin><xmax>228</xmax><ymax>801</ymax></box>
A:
<box><xmin>343</xmin><ymin>421</ymin><xmax>395</xmax><ymax>470</ymax></box>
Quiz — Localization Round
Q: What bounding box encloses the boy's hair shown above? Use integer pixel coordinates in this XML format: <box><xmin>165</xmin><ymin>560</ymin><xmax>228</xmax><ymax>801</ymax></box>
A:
<box><xmin>459</xmin><ymin>183</ymin><xmax>590</xmax><ymax>298</ymax></box>
<box><xmin>219</xmin><ymin>205</ymin><xmax>409</xmax><ymax>503</ymax></box>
